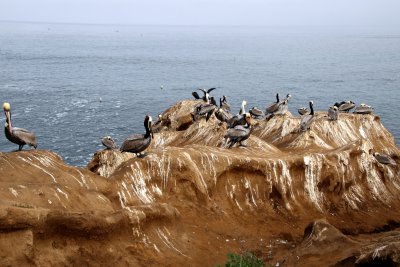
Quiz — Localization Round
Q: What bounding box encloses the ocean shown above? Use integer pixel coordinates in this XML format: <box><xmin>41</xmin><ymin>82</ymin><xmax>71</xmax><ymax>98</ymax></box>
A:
<box><xmin>0</xmin><ymin>21</ymin><xmax>399</xmax><ymax>166</ymax></box>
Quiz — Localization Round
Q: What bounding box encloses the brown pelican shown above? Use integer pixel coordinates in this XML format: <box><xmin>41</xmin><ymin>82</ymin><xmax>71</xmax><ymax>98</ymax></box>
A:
<box><xmin>120</xmin><ymin>115</ymin><xmax>153</xmax><ymax>156</ymax></box>
<box><xmin>215</xmin><ymin>107</ymin><xmax>233</xmax><ymax>123</ymax></box>
<box><xmin>266</xmin><ymin>93</ymin><xmax>280</xmax><ymax>114</ymax></box>
<box><xmin>227</xmin><ymin>100</ymin><xmax>247</xmax><ymax>128</ymax></box>
<box><xmin>300</xmin><ymin>101</ymin><xmax>315</xmax><ymax>132</ymax></box>
<box><xmin>224</xmin><ymin>113</ymin><xmax>252</xmax><ymax>148</ymax></box>
<box><xmin>327</xmin><ymin>106</ymin><xmax>339</xmax><ymax>121</ymax></box>
<box><xmin>192</xmin><ymin>88</ymin><xmax>216</xmax><ymax>102</ymax></box>
<box><xmin>353</xmin><ymin>103</ymin><xmax>374</xmax><ymax>114</ymax></box>
<box><xmin>3</xmin><ymin>102</ymin><xmax>37</xmax><ymax>151</ymax></box>
<box><xmin>249</xmin><ymin>106</ymin><xmax>265</xmax><ymax>120</ymax></box>
<box><xmin>338</xmin><ymin>101</ymin><xmax>356</xmax><ymax>113</ymax></box>
<box><xmin>275</xmin><ymin>94</ymin><xmax>291</xmax><ymax>115</ymax></box>
<box><xmin>298</xmin><ymin>107</ymin><xmax>309</xmax><ymax>116</ymax></box>
<box><xmin>101</xmin><ymin>136</ymin><xmax>117</xmax><ymax>149</ymax></box>
<box><xmin>373</xmin><ymin>152</ymin><xmax>397</xmax><ymax>165</ymax></box>
<box><xmin>220</xmin><ymin>95</ymin><xmax>231</xmax><ymax>112</ymax></box>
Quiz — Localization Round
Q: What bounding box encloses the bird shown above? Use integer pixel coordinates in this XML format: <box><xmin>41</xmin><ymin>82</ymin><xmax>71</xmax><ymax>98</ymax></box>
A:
<box><xmin>224</xmin><ymin>113</ymin><xmax>252</xmax><ymax>148</ymax></box>
<box><xmin>3</xmin><ymin>102</ymin><xmax>37</xmax><ymax>151</ymax></box>
<box><xmin>215</xmin><ymin>107</ymin><xmax>233</xmax><ymax>123</ymax></box>
<box><xmin>298</xmin><ymin>107</ymin><xmax>309</xmax><ymax>116</ymax></box>
<box><xmin>227</xmin><ymin>100</ymin><xmax>247</xmax><ymax>128</ymax></box>
<box><xmin>120</xmin><ymin>115</ymin><xmax>153</xmax><ymax>156</ymax></box>
<box><xmin>373</xmin><ymin>152</ymin><xmax>397</xmax><ymax>165</ymax></box>
<box><xmin>192</xmin><ymin>88</ymin><xmax>216</xmax><ymax>102</ymax></box>
<box><xmin>327</xmin><ymin>106</ymin><xmax>339</xmax><ymax>121</ymax></box>
<box><xmin>192</xmin><ymin>97</ymin><xmax>217</xmax><ymax>121</ymax></box>
<box><xmin>275</xmin><ymin>94</ymin><xmax>291</xmax><ymax>115</ymax></box>
<box><xmin>353</xmin><ymin>103</ymin><xmax>374</xmax><ymax>114</ymax></box>
<box><xmin>249</xmin><ymin>106</ymin><xmax>265</xmax><ymax>120</ymax></box>
<box><xmin>101</xmin><ymin>136</ymin><xmax>117</xmax><ymax>149</ymax></box>
<box><xmin>220</xmin><ymin>95</ymin><xmax>231</xmax><ymax>112</ymax></box>
<box><xmin>300</xmin><ymin>101</ymin><xmax>315</xmax><ymax>132</ymax></box>
<box><xmin>338</xmin><ymin>101</ymin><xmax>356</xmax><ymax>113</ymax></box>
<box><xmin>266</xmin><ymin>93</ymin><xmax>280</xmax><ymax>114</ymax></box>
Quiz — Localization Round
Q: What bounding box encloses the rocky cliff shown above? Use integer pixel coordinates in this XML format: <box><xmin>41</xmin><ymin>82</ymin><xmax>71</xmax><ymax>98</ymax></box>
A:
<box><xmin>1</xmin><ymin>99</ymin><xmax>399</xmax><ymax>266</ymax></box>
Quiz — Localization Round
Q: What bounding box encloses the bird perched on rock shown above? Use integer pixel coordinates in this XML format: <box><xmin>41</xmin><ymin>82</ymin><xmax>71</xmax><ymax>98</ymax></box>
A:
<box><xmin>328</xmin><ymin>106</ymin><xmax>339</xmax><ymax>121</ymax></box>
<box><xmin>275</xmin><ymin>94</ymin><xmax>291</xmax><ymax>115</ymax></box>
<box><xmin>220</xmin><ymin>95</ymin><xmax>231</xmax><ymax>112</ymax></box>
<box><xmin>353</xmin><ymin>103</ymin><xmax>374</xmax><ymax>114</ymax></box>
<box><xmin>298</xmin><ymin>107</ymin><xmax>309</xmax><ymax>116</ymax></box>
<box><xmin>249</xmin><ymin>106</ymin><xmax>265</xmax><ymax>120</ymax></box>
<box><xmin>336</xmin><ymin>101</ymin><xmax>356</xmax><ymax>113</ymax></box>
<box><xmin>3</xmin><ymin>102</ymin><xmax>37</xmax><ymax>151</ymax></box>
<box><xmin>300</xmin><ymin>101</ymin><xmax>315</xmax><ymax>132</ymax></box>
<box><xmin>192</xmin><ymin>97</ymin><xmax>218</xmax><ymax>121</ymax></box>
<box><xmin>227</xmin><ymin>100</ymin><xmax>247</xmax><ymax>128</ymax></box>
<box><xmin>120</xmin><ymin>115</ymin><xmax>153</xmax><ymax>156</ymax></box>
<box><xmin>266</xmin><ymin>93</ymin><xmax>280</xmax><ymax>114</ymax></box>
<box><xmin>192</xmin><ymin>87</ymin><xmax>216</xmax><ymax>103</ymax></box>
<box><xmin>224</xmin><ymin>113</ymin><xmax>253</xmax><ymax>148</ymax></box>
<box><xmin>101</xmin><ymin>136</ymin><xmax>117</xmax><ymax>149</ymax></box>
<box><xmin>373</xmin><ymin>152</ymin><xmax>397</xmax><ymax>165</ymax></box>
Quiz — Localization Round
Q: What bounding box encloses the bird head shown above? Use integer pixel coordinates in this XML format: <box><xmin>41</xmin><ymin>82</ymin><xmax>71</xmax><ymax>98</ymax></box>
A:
<box><xmin>3</xmin><ymin>102</ymin><xmax>10</xmax><ymax>112</ymax></box>
<box><xmin>3</xmin><ymin>102</ymin><xmax>11</xmax><ymax>127</ymax></box>
<box><xmin>333</xmin><ymin>106</ymin><xmax>338</xmax><ymax>110</ymax></box>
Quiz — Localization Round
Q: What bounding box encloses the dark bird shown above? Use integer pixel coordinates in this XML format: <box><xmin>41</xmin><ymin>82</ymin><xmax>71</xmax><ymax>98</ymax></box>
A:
<box><xmin>249</xmin><ymin>106</ymin><xmax>265</xmax><ymax>119</ymax></box>
<box><xmin>192</xmin><ymin>97</ymin><xmax>217</xmax><ymax>121</ymax></box>
<box><xmin>3</xmin><ymin>102</ymin><xmax>37</xmax><ymax>151</ymax></box>
<box><xmin>266</xmin><ymin>93</ymin><xmax>280</xmax><ymax>114</ymax></box>
<box><xmin>338</xmin><ymin>101</ymin><xmax>356</xmax><ymax>113</ymax></box>
<box><xmin>192</xmin><ymin>91</ymin><xmax>201</xmax><ymax>100</ymax></box>
<box><xmin>298</xmin><ymin>107</ymin><xmax>309</xmax><ymax>116</ymax></box>
<box><xmin>300</xmin><ymin>101</ymin><xmax>315</xmax><ymax>132</ymax></box>
<box><xmin>227</xmin><ymin>100</ymin><xmax>247</xmax><ymax>128</ymax></box>
<box><xmin>215</xmin><ymin>107</ymin><xmax>233</xmax><ymax>123</ymax></box>
<box><xmin>373</xmin><ymin>152</ymin><xmax>397</xmax><ymax>165</ymax></box>
<box><xmin>353</xmin><ymin>103</ymin><xmax>374</xmax><ymax>114</ymax></box>
<box><xmin>101</xmin><ymin>136</ymin><xmax>117</xmax><ymax>149</ymax></box>
<box><xmin>224</xmin><ymin>113</ymin><xmax>252</xmax><ymax>148</ymax></box>
<box><xmin>328</xmin><ymin>106</ymin><xmax>339</xmax><ymax>121</ymax></box>
<box><xmin>220</xmin><ymin>95</ymin><xmax>231</xmax><ymax>111</ymax></box>
<box><xmin>120</xmin><ymin>115</ymin><xmax>153</xmax><ymax>156</ymax></box>
<box><xmin>192</xmin><ymin>87</ymin><xmax>216</xmax><ymax>102</ymax></box>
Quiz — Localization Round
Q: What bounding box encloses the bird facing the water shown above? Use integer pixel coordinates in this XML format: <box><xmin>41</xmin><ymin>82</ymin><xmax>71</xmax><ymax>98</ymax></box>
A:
<box><xmin>300</xmin><ymin>101</ymin><xmax>315</xmax><ymax>132</ymax></box>
<box><xmin>101</xmin><ymin>136</ymin><xmax>117</xmax><ymax>149</ymax></box>
<box><xmin>328</xmin><ymin>106</ymin><xmax>339</xmax><ymax>121</ymax></box>
<box><xmin>3</xmin><ymin>102</ymin><xmax>37</xmax><ymax>151</ymax></box>
<box><xmin>120</xmin><ymin>115</ymin><xmax>153</xmax><ymax>156</ymax></box>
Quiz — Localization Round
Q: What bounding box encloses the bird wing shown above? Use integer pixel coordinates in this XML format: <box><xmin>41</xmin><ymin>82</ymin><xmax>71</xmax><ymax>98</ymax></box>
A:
<box><xmin>12</xmin><ymin>127</ymin><xmax>37</xmax><ymax>146</ymax></box>
<box><xmin>300</xmin><ymin>115</ymin><xmax>313</xmax><ymax>129</ymax></box>
<box><xmin>266</xmin><ymin>102</ymin><xmax>279</xmax><ymax>114</ymax></box>
<box><xmin>120</xmin><ymin>134</ymin><xmax>145</xmax><ymax>151</ymax></box>
<box><xmin>207</xmin><ymin>87</ymin><xmax>216</xmax><ymax>93</ymax></box>
<box><xmin>192</xmin><ymin>91</ymin><xmax>201</xmax><ymax>99</ymax></box>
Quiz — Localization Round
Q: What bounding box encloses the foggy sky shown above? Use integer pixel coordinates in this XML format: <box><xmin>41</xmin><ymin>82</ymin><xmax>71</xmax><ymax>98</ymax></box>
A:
<box><xmin>1</xmin><ymin>0</ymin><xmax>400</xmax><ymax>26</ymax></box>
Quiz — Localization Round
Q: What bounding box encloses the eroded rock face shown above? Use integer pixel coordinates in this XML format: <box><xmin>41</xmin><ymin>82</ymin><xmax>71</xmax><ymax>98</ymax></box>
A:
<box><xmin>1</xmin><ymin>99</ymin><xmax>400</xmax><ymax>266</ymax></box>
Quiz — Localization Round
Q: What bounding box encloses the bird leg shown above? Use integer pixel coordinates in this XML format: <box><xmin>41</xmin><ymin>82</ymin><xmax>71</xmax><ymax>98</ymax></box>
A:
<box><xmin>18</xmin><ymin>145</ymin><xmax>23</xmax><ymax>151</ymax></box>
<box><xmin>239</xmin><ymin>141</ymin><xmax>247</xmax><ymax>147</ymax></box>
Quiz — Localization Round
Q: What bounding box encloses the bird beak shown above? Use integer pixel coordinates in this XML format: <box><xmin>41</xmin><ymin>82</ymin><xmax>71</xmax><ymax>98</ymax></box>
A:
<box><xmin>4</xmin><ymin>110</ymin><xmax>11</xmax><ymax>123</ymax></box>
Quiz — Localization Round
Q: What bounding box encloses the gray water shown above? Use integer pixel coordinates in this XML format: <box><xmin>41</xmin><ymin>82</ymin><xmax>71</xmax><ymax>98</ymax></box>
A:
<box><xmin>0</xmin><ymin>21</ymin><xmax>399</xmax><ymax>166</ymax></box>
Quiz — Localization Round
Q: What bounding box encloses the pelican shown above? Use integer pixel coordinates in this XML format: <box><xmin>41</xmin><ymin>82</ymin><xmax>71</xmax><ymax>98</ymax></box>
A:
<box><xmin>327</xmin><ymin>106</ymin><xmax>339</xmax><ymax>121</ymax></box>
<box><xmin>353</xmin><ymin>103</ymin><xmax>374</xmax><ymax>114</ymax></box>
<box><xmin>120</xmin><ymin>115</ymin><xmax>153</xmax><ymax>156</ymax></box>
<box><xmin>224</xmin><ymin>113</ymin><xmax>252</xmax><ymax>148</ymax></box>
<box><xmin>338</xmin><ymin>101</ymin><xmax>356</xmax><ymax>113</ymax></box>
<box><xmin>192</xmin><ymin>97</ymin><xmax>217</xmax><ymax>121</ymax></box>
<box><xmin>298</xmin><ymin>107</ymin><xmax>309</xmax><ymax>116</ymax></box>
<box><xmin>101</xmin><ymin>136</ymin><xmax>117</xmax><ymax>149</ymax></box>
<box><xmin>3</xmin><ymin>102</ymin><xmax>37</xmax><ymax>151</ymax></box>
<box><xmin>227</xmin><ymin>100</ymin><xmax>247</xmax><ymax>128</ymax></box>
<box><xmin>215</xmin><ymin>107</ymin><xmax>233</xmax><ymax>123</ymax></box>
<box><xmin>300</xmin><ymin>101</ymin><xmax>315</xmax><ymax>132</ymax></box>
<box><xmin>275</xmin><ymin>94</ymin><xmax>291</xmax><ymax>115</ymax></box>
<box><xmin>373</xmin><ymin>152</ymin><xmax>397</xmax><ymax>165</ymax></box>
<box><xmin>249</xmin><ymin>106</ymin><xmax>265</xmax><ymax>120</ymax></box>
<box><xmin>266</xmin><ymin>93</ymin><xmax>280</xmax><ymax>114</ymax></box>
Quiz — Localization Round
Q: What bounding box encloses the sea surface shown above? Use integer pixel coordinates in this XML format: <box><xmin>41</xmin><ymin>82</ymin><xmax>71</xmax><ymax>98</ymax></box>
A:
<box><xmin>0</xmin><ymin>22</ymin><xmax>399</xmax><ymax>166</ymax></box>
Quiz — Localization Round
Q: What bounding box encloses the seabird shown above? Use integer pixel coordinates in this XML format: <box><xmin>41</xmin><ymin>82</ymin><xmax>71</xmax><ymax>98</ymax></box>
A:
<box><xmin>227</xmin><ymin>100</ymin><xmax>247</xmax><ymax>128</ymax></box>
<box><xmin>373</xmin><ymin>152</ymin><xmax>397</xmax><ymax>165</ymax></box>
<box><xmin>120</xmin><ymin>115</ymin><xmax>153</xmax><ymax>156</ymax></box>
<box><xmin>300</xmin><ymin>101</ymin><xmax>315</xmax><ymax>132</ymax></box>
<box><xmin>3</xmin><ymin>102</ymin><xmax>37</xmax><ymax>151</ymax></box>
<box><xmin>215</xmin><ymin>107</ymin><xmax>233</xmax><ymax>123</ymax></box>
<box><xmin>249</xmin><ymin>106</ymin><xmax>265</xmax><ymax>120</ymax></box>
<box><xmin>298</xmin><ymin>107</ymin><xmax>309</xmax><ymax>116</ymax></box>
<box><xmin>353</xmin><ymin>103</ymin><xmax>374</xmax><ymax>114</ymax></box>
<box><xmin>266</xmin><ymin>93</ymin><xmax>280</xmax><ymax>114</ymax></box>
<box><xmin>275</xmin><ymin>94</ymin><xmax>291</xmax><ymax>115</ymax></box>
<box><xmin>338</xmin><ymin>101</ymin><xmax>356</xmax><ymax>113</ymax></box>
<box><xmin>224</xmin><ymin>113</ymin><xmax>252</xmax><ymax>148</ymax></box>
<box><xmin>220</xmin><ymin>95</ymin><xmax>231</xmax><ymax>112</ymax></box>
<box><xmin>101</xmin><ymin>136</ymin><xmax>117</xmax><ymax>149</ymax></box>
<box><xmin>327</xmin><ymin>106</ymin><xmax>339</xmax><ymax>121</ymax></box>
<box><xmin>192</xmin><ymin>88</ymin><xmax>216</xmax><ymax>102</ymax></box>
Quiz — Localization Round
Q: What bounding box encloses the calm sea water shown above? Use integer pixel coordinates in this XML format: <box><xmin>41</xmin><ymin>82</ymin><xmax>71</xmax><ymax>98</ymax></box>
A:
<box><xmin>0</xmin><ymin>22</ymin><xmax>399</xmax><ymax>166</ymax></box>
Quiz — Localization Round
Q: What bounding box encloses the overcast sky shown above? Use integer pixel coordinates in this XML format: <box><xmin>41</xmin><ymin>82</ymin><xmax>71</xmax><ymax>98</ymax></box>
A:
<box><xmin>1</xmin><ymin>0</ymin><xmax>400</xmax><ymax>26</ymax></box>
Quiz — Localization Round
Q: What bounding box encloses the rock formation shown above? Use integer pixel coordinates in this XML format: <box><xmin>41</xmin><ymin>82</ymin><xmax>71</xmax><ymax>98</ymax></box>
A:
<box><xmin>0</xmin><ymin>99</ymin><xmax>399</xmax><ymax>266</ymax></box>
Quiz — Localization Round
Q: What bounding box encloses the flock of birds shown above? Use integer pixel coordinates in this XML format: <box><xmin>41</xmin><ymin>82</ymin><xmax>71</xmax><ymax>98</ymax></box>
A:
<box><xmin>1</xmin><ymin>89</ymin><xmax>397</xmax><ymax>166</ymax></box>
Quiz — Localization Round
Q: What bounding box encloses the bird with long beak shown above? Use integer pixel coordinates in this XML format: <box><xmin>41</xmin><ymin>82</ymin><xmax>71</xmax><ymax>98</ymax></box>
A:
<box><xmin>120</xmin><ymin>115</ymin><xmax>153</xmax><ymax>156</ymax></box>
<box><xmin>3</xmin><ymin>102</ymin><xmax>37</xmax><ymax>151</ymax></box>
<box><xmin>101</xmin><ymin>136</ymin><xmax>117</xmax><ymax>149</ymax></box>
<box><xmin>224</xmin><ymin>113</ymin><xmax>253</xmax><ymax>148</ymax></box>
